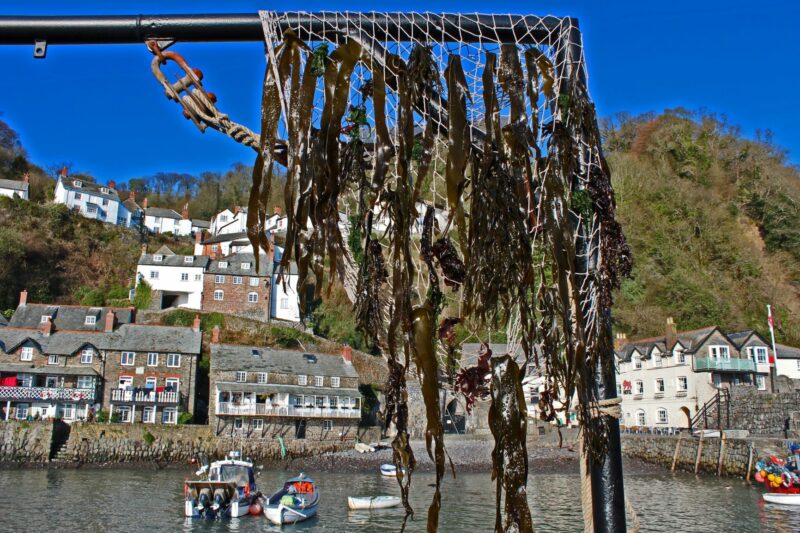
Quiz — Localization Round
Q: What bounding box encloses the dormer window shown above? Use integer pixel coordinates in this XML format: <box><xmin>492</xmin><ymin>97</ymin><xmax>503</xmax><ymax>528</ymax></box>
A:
<box><xmin>219</xmin><ymin>215</ymin><xmax>228</xmax><ymax>223</ymax></box>
<box><xmin>84</xmin><ymin>316</ymin><xmax>97</xmax><ymax>325</ymax></box>
<box><xmin>73</xmin><ymin>180</ymin><xmax>82</xmax><ymax>188</ymax></box>
<box><xmin>219</xmin><ymin>261</ymin><xmax>228</xmax><ymax>268</ymax></box>
<box><xmin>184</xmin><ymin>256</ymin><xmax>194</xmax><ymax>263</ymax></box>
<box><xmin>40</xmin><ymin>315</ymin><xmax>50</xmax><ymax>324</ymax></box>
<box><xmin>100</xmin><ymin>187</ymin><xmax>109</xmax><ymax>194</ymax></box>
<box><xmin>241</xmin><ymin>262</ymin><xmax>251</xmax><ymax>270</ymax></box>
<box><xmin>153</xmin><ymin>255</ymin><xmax>163</xmax><ymax>262</ymax></box>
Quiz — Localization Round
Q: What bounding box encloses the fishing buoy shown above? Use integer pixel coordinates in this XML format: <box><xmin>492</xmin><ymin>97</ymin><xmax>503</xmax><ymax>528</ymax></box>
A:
<box><xmin>755</xmin><ymin>471</ymin><xmax>765</xmax><ymax>483</ymax></box>
<box><xmin>249</xmin><ymin>501</ymin><xmax>263</xmax><ymax>515</ymax></box>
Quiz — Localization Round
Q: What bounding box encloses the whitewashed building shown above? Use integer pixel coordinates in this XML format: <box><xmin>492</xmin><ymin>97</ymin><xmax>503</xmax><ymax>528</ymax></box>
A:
<box><xmin>53</xmin><ymin>171</ymin><xmax>131</xmax><ymax>227</ymax></box>
<box><xmin>0</xmin><ymin>176</ymin><xmax>29</xmax><ymax>200</ymax></box>
<box><xmin>775</xmin><ymin>344</ymin><xmax>800</xmax><ymax>380</ymax></box>
<box><xmin>136</xmin><ymin>246</ymin><xmax>209</xmax><ymax>309</ymax></box>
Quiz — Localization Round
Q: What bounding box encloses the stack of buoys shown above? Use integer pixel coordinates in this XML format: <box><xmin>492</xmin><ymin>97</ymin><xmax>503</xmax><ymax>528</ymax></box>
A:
<box><xmin>756</xmin><ymin>446</ymin><xmax>800</xmax><ymax>494</ymax></box>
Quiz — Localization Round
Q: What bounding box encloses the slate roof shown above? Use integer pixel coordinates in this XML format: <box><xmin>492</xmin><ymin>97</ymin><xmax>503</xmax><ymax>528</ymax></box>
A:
<box><xmin>214</xmin><ymin>382</ymin><xmax>361</xmax><ymax>397</ymax></box>
<box><xmin>192</xmin><ymin>219</ymin><xmax>211</xmax><ymax>229</ymax></box>
<box><xmin>0</xmin><ymin>315</ymin><xmax>7</xmax><ymax>327</ymax></box>
<box><xmin>0</xmin><ymin>363</ymin><xmax>99</xmax><ymax>376</ymax></box>
<box><xmin>201</xmin><ymin>231</ymin><xmax>249</xmax><ymax>245</ymax></box>
<box><xmin>0</xmin><ymin>178</ymin><xmax>29</xmax><ymax>192</ymax></box>
<box><xmin>59</xmin><ymin>178</ymin><xmax>119</xmax><ymax>201</ymax></box>
<box><xmin>211</xmin><ymin>344</ymin><xmax>359</xmax><ymax>379</ymax></box>
<box><xmin>207</xmin><ymin>252</ymin><xmax>273</xmax><ymax>277</ymax></box>
<box><xmin>8</xmin><ymin>304</ymin><xmax>135</xmax><ymax>331</ymax></box>
<box><xmin>145</xmin><ymin>207</ymin><xmax>182</xmax><ymax>220</ymax></box>
<box><xmin>776</xmin><ymin>344</ymin><xmax>800</xmax><ymax>360</ymax></box>
<box><xmin>122</xmin><ymin>198</ymin><xmax>141</xmax><ymax>213</ymax></box>
<box><xmin>138</xmin><ymin>252</ymin><xmax>209</xmax><ymax>268</ymax></box>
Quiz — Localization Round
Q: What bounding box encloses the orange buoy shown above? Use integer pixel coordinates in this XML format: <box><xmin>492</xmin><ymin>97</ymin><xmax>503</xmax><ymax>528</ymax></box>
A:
<box><xmin>249</xmin><ymin>501</ymin><xmax>262</xmax><ymax>516</ymax></box>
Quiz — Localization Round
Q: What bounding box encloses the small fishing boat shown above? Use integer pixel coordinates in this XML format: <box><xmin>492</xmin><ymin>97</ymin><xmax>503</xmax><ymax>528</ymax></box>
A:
<box><xmin>184</xmin><ymin>452</ymin><xmax>262</xmax><ymax>519</ymax></box>
<box><xmin>347</xmin><ymin>495</ymin><xmax>402</xmax><ymax>510</ymax></box>
<box><xmin>263</xmin><ymin>473</ymin><xmax>320</xmax><ymax>525</ymax></box>
<box><xmin>380</xmin><ymin>464</ymin><xmax>399</xmax><ymax>477</ymax></box>
<box><xmin>763</xmin><ymin>492</ymin><xmax>800</xmax><ymax>505</ymax></box>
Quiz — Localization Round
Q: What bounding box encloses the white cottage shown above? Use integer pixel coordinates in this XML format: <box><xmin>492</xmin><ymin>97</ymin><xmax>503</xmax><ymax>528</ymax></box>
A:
<box><xmin>136</xmin><ymin>245</ymin><xmax>209</xmax><ymax>309</ymax></box>
<box><xmin>0</xmin><ymin>176</ymin><xmax>29</xmax><ymax>200</ymax></box>
<box><xmin>53</xmin><ymin>169</ymin><xmax>131</xmax><ymax>226</ymax></box>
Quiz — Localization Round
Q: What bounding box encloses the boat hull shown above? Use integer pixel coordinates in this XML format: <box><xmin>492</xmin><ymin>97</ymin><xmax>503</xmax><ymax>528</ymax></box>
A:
<box><xmin>763</xmin><ymin>492</ymin><xmax>800</xmax><ymax>505</ymax></box>
<box><xmin>348</xmin><ymin>496</ymin><xmax>401</xmax><ymax>510</ymax></box>
<box><xmin>264</xmin><ymin>502</ymin><xmax>319</xmax><ymax>524</ymax></box>
<box><xmin>184</xmin><ymin>498</ymin><xmax>252</xmax><ymax>518</ymax></box>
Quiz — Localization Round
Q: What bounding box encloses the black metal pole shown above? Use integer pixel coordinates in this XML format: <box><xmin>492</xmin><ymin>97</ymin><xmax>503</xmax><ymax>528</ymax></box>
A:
<box><xmin>0</xmin><ymin>12</ymin><xmax>572</xmax><ymax>46</ymax></box>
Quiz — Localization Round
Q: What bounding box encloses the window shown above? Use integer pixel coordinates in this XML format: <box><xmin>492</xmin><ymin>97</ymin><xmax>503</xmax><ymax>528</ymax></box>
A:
<box><xmin>253</xmin><ymin>419</ymin><xmax>264</xmax><ymax>430</ymax></box>
<box><xmin>147</xmin><ymin>352</ymin><xmax>158</xmax><ymax>366</ymax></box>
<box><xmin>167</xmin><ymin>353</ymin><xmax>181</xmax><ymax>368</ymax></box>
<box><xmin>635</xmin><ymin>380</ymin><xmax>644</xmax><ymax>395</ymax></box>
<box><xmin>280</xmin><ymin>298</ymin><xmax>289</xmax><ymax>309</ymax></box>
<box><xmin>249</xmin><ymin>277</ymin><xmax>260</xmax><ymax>287</ymax></box>
<box><xmin>20</xmin><ymin>347</ymin><xmax>33</xmax><ymax>361</ymax></box>
<box><xmin>40</xmin><ymin>315</ymin><xmax>50</xmax><ymax>323</ymax></box>
<box><xmin>323</xmin><ymin>420</ymin><xmax>333</xmax><ymax>431</ymax></box>
<box><xmin>77</xmin><ymin>376</ymin><xmax>93</xmax><ymax>389</ymax></box>
<box><xmin>180</xmin><ymin>272</ymin><xmax>189</xmax><ymax>282</ymax></box>
<box><xmin>712</xmin><ymin>374</ymin><xmax>722</xmax><ymax>388</ymax></box>
<box><xmin>142</xmin><ymin>407</ymin><xmax>155</xmax><ymax>424</ymax></box>
<box><xmin>121</xmin><ymin>352</ymin><xmax>135</xmax><ymax>366</ymax></box>
<box><xmin>219</xmin><ymin>215</ymin><xmax>228</xmax><ymax>223</ymax></box>
<box><xmin>233</xmin><ymin>418</ymin><xmax>243</xmax><ymax>430</ymax></box>
<box><xmin>162</xmin><ymin>408</ymin><xmax>177</xmax><ymax>424</ymax></box>
<box><xmin>145</xmin><ymin>377</ymin><xmax>157</xmax><ymax>390</ymax></box>
<box><xmin>194</xmin><ymin>274</ymin><xmax>202</xmax><ymax>281</ymax></box>
<box><xmin>87</xmin><ymin>205</ymin><xmax>97</xmax><ymax>214</ymax></box>
<box><xmin>17</xmin><ymin>374</ymin><xmax>33</xmax><ymax>387</ymax></box>
<box><xmin>213</xmin><ymin>290</ymin><xmax>224</xmax><ymax>301</ymax></box>
<box><xmin>184</xmin><ymin>256</ymin><xmax>194</xmax><ymax>263</ymax></box>
<box><xmin>678</xmin><ymin>352</ymin><xmax>686</xmax><ymax>364</ymax></box>
<box><xmin>102</xmin><ymin>198</ymin><xmax>109</xmax><ymax>206</ymax></box>
<box><xmin>84</xmin><ymin>315</ymin><xmax>97</xmax><ymax>325</ymax></box>
<box><xmin>656</xmin><ymin>408</ymin><xmax>668</xmax><ymax>424</ymax></box>
<box><xmin>257</xmin><ymin>372</ymin><xmax>268</xmax><ymax>384</ymax></box>
<box><xmin>241</xmin><ymin>262</ymin><xmax>251</xmax><ymax>270</ymax></box>
<box><xmin>150</xmin><ymin>270</ymin><xmax>159</xmax><ymax>280</ymax></box>
<box><xmin>236</xmin><ymin>371</ymin><xmax>247</xmax><ymax>383</ymax></box>
<box><xmin>219</xmin><ymin>262</ymin><xmax>228</xmax><ymax>269</ymax></box>
<box><xmin>215</xmin><ymin>275</ymin><xmax>225</xmax><ymax>284</ymax></box>
<box><xmin>233</xmin><ymin>276</ymin><xmax>243</xmax><ymax>285</ymax></box>
<box><xmin>100</xmin><ymin>187</ymin><xmax>109</xmax><ymax>194</ymax></box>
<box><xmin>709</xmin><ymin>345</ymin><xmax>730</xmax><ymax>359</ymax></box>
<box><xmin>796</xmin><ymin>360</ymin><xmax>800</xmax><ymax>371</ymax></box>
<box><xmin>636</xmin><ymin>409</ymin><xmax>646</xmax><ymax>426</ymax></box>
<box><xmin>331</xmin><ymin>377</ymin><xmax>340</xmax><ymax>388</ymax></box>
<box><xmin>211</xmin><ymin>245</ymin><xmax>218</xmax><ymax>253</ymax></box>
<box><xmin>677</xmin><ymin>376</ymin><xmax>688</xmax><ymax>391</ymax></box>
<box><xmin>655</xmin><ymin>379</ymin><xmax>665</xmax><ymax>393</ymax></box>
<box><xmin>15</xmin><ymin>404</ymin><xmax>29</xmax><ymax>420</ymax></box>
<box><xmin>73</xmin><ymin>180</ymin><xmax>82</xmax><ymax>188</ymax></box>
<box><xmin>165</xmin><ymin>378</ymin><xmax>180</xmax><ymax>394</ymax></box>
<box><xmin>752</xmin><ymin>347</ymin><xmax>768</xmax><ymax>364</ymax></box>
<box><xmin>312</xmin><ymin>376</ymin><xmax>323</xmax><ymax>387</ymax></box>
<box><xmin>117</xmin><ymin>406</ymin><xmax>131</xmax><ymax>423</ymax></box>
<box><xmin>247</xmin><ymin>292</ymin><xmax>258</xmax><ymax>303</ymax></box>
<box><xmin>48</xmin><ymin>354</ymin><xmax>59</xmax><ymax>365</ymax></box>
<box><xmin>80</xmin><ymin>348</ymin><xmax>93</xmax><ymax>364</ymax></box>
<box><xmin>634</xmin><ymin>356</ymin><xmax>642</xmax><ymax>370</ymax></box>
<box><xmin>315</xmin><ymin>397</ymin><xmax>324</xmax><ymax>408</ymax></box>
<box><xmin>62</xmin><ymin>404</ymin><xmax>75</xmax><ymax>420</ymax></box>
<box><xmin>329</xmin><ymin>396</ymin><xmax>338</xmax><ymax>408</ymax></box>
<box><xmin>153</xmin><ymin>255</ymin><xmax>163</xmax><ymax>262</ymax></box>
<box><xmin>298</xmin><ymin>375</ymin><xmax>307</xmax><ymax>386</ymax></box>
<box><xmin>756</xmin><ymin>374</ymin><xmax>767</xmax><ymax>391</ymax></box>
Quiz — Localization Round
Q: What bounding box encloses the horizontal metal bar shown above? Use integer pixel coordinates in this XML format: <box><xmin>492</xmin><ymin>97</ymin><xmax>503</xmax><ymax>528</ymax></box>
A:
<box><xmin>0</xmin><ymin>12</ymin><xmax>574</xmax><ymax>45</ymax></box>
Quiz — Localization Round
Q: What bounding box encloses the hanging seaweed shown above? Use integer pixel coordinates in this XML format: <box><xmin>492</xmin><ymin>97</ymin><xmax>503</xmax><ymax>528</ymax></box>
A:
<box><xmin>454</xmin><ymin>343</ymin><xmax>491</xmax><ymax>413</ymax></box>
<box><xmin>438</xmin><ymin>316</ymin><xmax>461</xmax><ymax>384</ymax></box>
<box><xmin>443</xmin><ymin>55</ymin><xmax>471</xmax><ymax>260</ymax></box>
<box><xmin>354</xmin><ymin>227</ymin><xmax>388</xmax><ymax>344</ymax></box>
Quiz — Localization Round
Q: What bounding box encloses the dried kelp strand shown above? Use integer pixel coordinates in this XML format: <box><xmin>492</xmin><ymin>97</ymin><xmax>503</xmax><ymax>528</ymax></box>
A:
<box><xmin>443</xmin><ymin>54</ymin><xmax>471</xmax><ymax>260</ymax></box>
<box><xmin>455</xmin><ymin>343</ymin><xmax>491</xmax><ymax>413</ymax></box>
<box><xmin>431</xmin><ymin>237</ymin><xmax>465</xmax><ymax>290</ymax></box>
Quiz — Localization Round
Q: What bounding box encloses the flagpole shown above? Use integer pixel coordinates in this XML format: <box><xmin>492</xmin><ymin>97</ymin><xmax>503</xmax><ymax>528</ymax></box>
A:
<box><xmin>767</xmin><ymin>304</ymin><xmax>778</xmax><ymax>393</ymax></box>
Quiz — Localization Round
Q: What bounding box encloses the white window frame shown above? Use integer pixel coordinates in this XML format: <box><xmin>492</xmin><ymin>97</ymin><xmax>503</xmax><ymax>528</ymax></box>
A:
<box><xmin>233</xmin><ymin>418</ymin><xmax>243</xmax><ymax>430</ymax></box>
<box><xmin>297</xmin><ymin>375</ymin><xmax>307</xmax><ymax>386</ymax></box>
<box><xmin>77</xmin><ymin>376</ymin><xmax>93</xmax><ymax>389</ymax></box>
<box><xmin>48</xmin><ymin>354</ymin><xmax>59</xmax><ymax>365</ymax></box>
<box><xmin>655</xmin><ymin>378</ymin><xmax>665</xmax><ymax>393</ymax></box>
<box><xmin>184</xmin><ymin>256</ymin><xmax>194</xmax><ymax>263</ymax></box>
<box><xmin>755</xmin><ymin>374</ymin><xmax>767</xmax><ymax>391</ymax></box>
<box><xmin>153</xmin><ymin>255</ymin><xmax>163</xmax><ymax>262</ymax></box>
<box><xmin>257</xmin><ymin>372</ymin><xmax>268</xmax><ymax>384</ymax></box>
<box><xmin>142</xmin><ymin>407</ymin><xmax>155</xmax><ymax>424</ymax></box>
<box><xmin>634</xmin><ymin>356</ymin><xmax>642</xmax><ymax>370</ymax></box>
<box><xmin>147</xmin><ymin>352</ymin><xmax>158</xmax><ymax>367</ymax></box>
<box><xmin>40</xmin><ymin>315</ymin><xmax>49</xmax><ymax>323</ymax></box>
<box><xmin>121</xmin><ymin>351</ymin><xmax>135</xmax><ymax>366</ymax></box>
<box><xmin>709</xmin><ymin>345</ymin><xmax>730</xmax><ymax>359</ymax></box>
<box><xmin>213</xmin><ymin>290</ymin><xmax>224</xmax><ymax>301</ymax></box>
<box><xmin>636</xmin><ymin>409</ymin><xmax>646</xmax><ymax>426</ymax></box>
<box><xmin>249</xmin><ymin>277</ymin><xmax>259</xmax><ymax>287</ymax></box>
<box><xmin>678</xmin><ymin>352</ymin><xmax>686</xmax><ymax>364</ymax></box>
<box><xmin>215</xmin><ymin>275</ymin><xmax>225</xmax><ymax>284</ymax></box>
<box><xmin>150</xmin><ymin>270</ymin><xmax>159</xmax><ymax>280</ymax></box>
<box><xmin>796</xmin><ymin>360</ymin><xmax>800</xmax><ymax>371</ymax></box>
<box><xmin>180</xmin><ymin>272</ymin><xmax>189</xmax><ymax>282</ymax></box>
<box><xmin>314</xmin><ymin>376</ymin><xmax>324</xmax><ymax>387</ymax></box>
<box><xmin>84</xmin><ymin>316</ymin><xmax>97</xmax><ymax>325</ymax></box>
<box><xmin>677</xmin><ymin>376</ymin><xmax>688</xmax><ymax>392</ymax></box>
<box><xmin>329</xmin><ymin>396</ymin><xmax>338</xmax><ymax>408</ymax></box>
<box><xmin>331</xmin><ymin>377</ymin><xmax>340</xmax><ymax>388</ymax></box>
<box><xmin>162</xmin><ymin>407</ymin><xmax>177</xmax><ymax>424</ymax></box>
<box><xmin>80</xmin><ymin>348</ymin><xmax>93</xmax><ymax>364</ymax></box>
<box><xmin>233</xmin><ymin>276</ymin><xmax>243</xmax><ymax>285</ymax></box>
<box><xmin>62</xmin><ymin>403</ymin><xmax>75</xmax><ymax>420</ymax></box>
<box><xmin>236</xmin><ymin>371</ymin><xmax>247</xmax><ymax>383</ymax></box>
<box><xmin>194</xmin><ymin>274</ymin><xmax>202</xmax><ymax>281</ymax></box>
<box><xmin>252</xmin><ymin>419</ymin><xmax>264</xmax><ymax>430</ymax></box>
<box><xmin>280</xmin><ymin>298</ymin><xmax>289</xmax><ymax>309</ymax></box>
<box><xmin>165</xmin><ymin>378</ymin><xmax>180</xmax><ymax>394</ymax></box>
<box><xmin>218</xmin><ymin>261</ymin><xmax>228</xmax><ymax>269</ymax></box>
<box><xmin>322</xmin><ymin>420</ymin><xmax>333</xmax><ymax>431</ymax></box>
<box><xmin>752</xmin><ymin>347</ymin><xmax>768</xmax><ymax>364</ymax></box>
<box><xmin>15</xmin><ymin>404</ymin><xmax>29</xmax><ymax>420</ymax></box>
<box><xmin>167</xmin><ymin>353</ymin><xmax>181</xmax><ymax>368</ymax></box>
<box><xmin>117</xmin><ymin>406</ymin><xmax>132</xmax><ymax>423</ymax></box>
<box><xmin>20</xmin><ymin>346</ymin><xmax>33</xmax><ymax>361</ymax></box>
<box><xmin>656</xmin><ymin>408</ymin><xmax>668</xmax><ymax>424</ymax></box>
<box><xmin>635</xmin><ymin>380</ymin><xmax>644</xmax><ymax>395</ymax></box>
<box><xmin>241</xmin><ymin>262</ymin><xmax>251</xmax><ymax>270</ymax></box>
<box><xmin>247</xmin><ymin>292</ymin><xmax>258</xmax><ymax>303</ymax></box>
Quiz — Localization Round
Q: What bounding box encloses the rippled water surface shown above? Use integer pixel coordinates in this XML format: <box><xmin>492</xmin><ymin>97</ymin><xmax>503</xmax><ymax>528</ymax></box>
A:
<box><xmin>0</xmin><ymin>465</ymin><xmax>797</xmax><ymax>532</ymax></box>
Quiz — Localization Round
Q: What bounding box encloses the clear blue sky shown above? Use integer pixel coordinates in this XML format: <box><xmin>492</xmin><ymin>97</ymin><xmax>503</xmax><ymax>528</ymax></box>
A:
<box><xmin>0</xmin><ymin>1</ymin><xmax>797</xmax><ymax>185</ymax></box>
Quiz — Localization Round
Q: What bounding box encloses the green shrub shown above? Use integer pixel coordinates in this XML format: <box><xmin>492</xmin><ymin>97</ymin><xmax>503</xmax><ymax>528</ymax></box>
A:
<box><xmin>178</xmin><ymin>412</ymin><xmax>193</xmax><ymax>425</ymax></box>
<box><xmin>133</xmin><ymin>280</ymin><xmax>152</xmax><ymax>310</ymax></box>
<box><xmin>95</xmin><ymin>409</ymin><xmax>109</xmax><ymax>423</ymax></box>
<box><xmin>110</xmin><ymin>412</ymin><xmax>120</xmax><ymax>423</ymax></box>
<box><xmin>161</xmin><ymin>309</ymin><xmax>225</xmax><ymax>331</ymax></box>
<box><xmin>76</xmin><ymin>287</ymin><xmax>105</xmax><ymax>307</ymax></box>
<box><xmin>143</xmin><ymin>430</ymin><xmax>155</xmax><ymax>446</ymax></box>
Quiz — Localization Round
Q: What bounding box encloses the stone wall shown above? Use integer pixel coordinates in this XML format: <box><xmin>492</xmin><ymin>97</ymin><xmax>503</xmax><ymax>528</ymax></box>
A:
<box><xmin>621</xmin><ymin>433</ymin><xmax>789</xmax><ymax>477</ymax></box>
<box><xmin>728</xmin><ymin>387</ymin><xmax>800</xmax><ymax>437</ymax></box>
<box><xmin>0</xmin><ymin>420</ymin><xmax>53</xmax><ymax>462</ymax></box>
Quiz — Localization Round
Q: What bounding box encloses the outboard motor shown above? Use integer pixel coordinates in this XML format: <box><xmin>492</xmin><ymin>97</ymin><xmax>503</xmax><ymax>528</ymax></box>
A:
<box><xmin>198</xmin><ymin>488</ymin><xmax>213</xmax><ymax>519</ymax></box>
<box><xmin>213</xmin><ymin>488</ymin><xmax>229</xmax><ymax>516</ymax></box>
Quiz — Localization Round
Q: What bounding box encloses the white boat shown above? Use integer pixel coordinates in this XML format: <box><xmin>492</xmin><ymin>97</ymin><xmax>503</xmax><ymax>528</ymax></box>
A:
<box><xmin>184</xmin><ymin>452</ymin><xmax>261</xmax><ymax>519</ymax></box>
<box><xmin>380</xmin><ymin>464</ymin><xmax>399</xmax><ymax>477</ymax></box>
<box><xmin>263</xmin><ymin>473</ymin><xmax>320</xmax><ymax>525</ymax></box>
<box><xmin>763</xmin><ymin>492</ymin><xmax>800</xmax><ymax>505</ymax></box>
<box><xmin>348</xmin><ymin>495</ymin><xmax>402</xmax><ymax>510</ymax></box>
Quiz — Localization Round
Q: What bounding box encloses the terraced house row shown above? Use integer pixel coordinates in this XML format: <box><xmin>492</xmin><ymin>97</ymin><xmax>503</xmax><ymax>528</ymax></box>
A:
<box><xmin>0</xmin><ymin>292</ymin><xmax>201</xmax><ymax>424</ymax></box>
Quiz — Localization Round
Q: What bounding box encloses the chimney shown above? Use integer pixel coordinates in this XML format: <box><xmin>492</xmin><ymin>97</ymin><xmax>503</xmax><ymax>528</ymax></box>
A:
<box><xmin>342</xmin><ymin>345</ymin><xmax>353</xmax><ymax>364</ymax></box>
<box><xmin>19</xmin><ymin>290</ymin><xmax>28</xmax><ymax>306</ymax></box>
<box><xmin>22</xmin><ymin>172</ymin><xmax>30</xmax><ymax>184</ymax></box>
<box><xmin>59</xmin><ymin>166</ymin><xmax>68</xmax><ymax>178</ymax></box>
<box><xmin>273</xmin><ymin>206</ymin><xmax>282</xmax><ymax>216</ymax></box>
<box><xmin>211</xmin><ymin>325</ymin><xmax>221</xmax><ymax>344</ymax></box>
<box><xmin>41</xmin><ymin>316</ymin><xmax>54</xmax><ymax>336</ymax></box>
<box><xmin>195</xmin><ymin>231</ymin><xmax>203</xmax><ymax>246</ymax></box>
<box><xmin>104</xmin><ymin>310</ymin><xmax>116</xmax><ymax>333</ymax></box>
<box><xmin>614</xmin><ymin>333</ymin><xmax>628</xmax><ymax>351</ymax></box>
<box><xmin>192</xmin><ymin>314</ymin><xmax>201</xmax><ymax>332</ymax></box>
<box><xmin>108</xmin><ymin>180</ymin><xmax>116</xmax><ymax>190</ymax></box>
<box><xmin>182</xmin><ymin>203</ymin><xmax>190</xmax><ymax>220</ymax></box>
<box><xmin>128</xmin><ymin>305</ymin><xmax>137</xmax><ymax>323</ymax></box>
<box><xmin>666</xmin><ymin>317</ymin><xmax>678</xmax><ymax>350</ymax></box>
<box><xmin>234</xmin><ymin>206</ymin><xmax>241</xmax><ymax>214</ymax></box>
<box><xmin>129</xmin><ymin>190</ymin><xmax>136</xmax><ymax>201</ymax></box>
<box><xmin>141</xmin><ymin>244</ymin><xmax>147</xmax><ymax>256</ymax></box>
<box><xmin>142</xmin><ymin>197</ymin><xmax>148</xmax><ymax>209</ymax></box>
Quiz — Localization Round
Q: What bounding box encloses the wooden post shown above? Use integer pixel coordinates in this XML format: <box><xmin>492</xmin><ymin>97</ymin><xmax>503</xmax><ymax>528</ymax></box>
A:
<box><xmin>746</xmin><ymin>443</ymin><xmax>754</xmax><ymax>482</ymax></box>
<box><xmin>717</xmin><ymin>432</ymin><xmax>727</xmax><ymax>476</ymax></box>
<box><xmin>694</xmin><ymin>431</ymin><xmax>705</xmax><ymax>474</ymax></box>
<box><xmin>671</xmin><ymin>433</ymin><xmax>683</xmax><ymax>472</ymax></box>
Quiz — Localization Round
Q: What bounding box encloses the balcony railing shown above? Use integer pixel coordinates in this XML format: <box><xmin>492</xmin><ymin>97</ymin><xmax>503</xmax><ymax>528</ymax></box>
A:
<box><xmin>694</xmin><ymin>357</ymin><xmax>756</xmax><ymax>372</ymax></box>
<box><xmin>0</xmin><ymin>386</ymin><xmax>95</xmax><ymax>402</ymax></box>
<box><xmin>111</xmin><ymin>389</ymin><xmax>181</xmax><ymax>405</ymax></box>
<box><xmin>216</xmin><ymin>402</ymin><xmax>361</xmax><ymax>419</ymax></box>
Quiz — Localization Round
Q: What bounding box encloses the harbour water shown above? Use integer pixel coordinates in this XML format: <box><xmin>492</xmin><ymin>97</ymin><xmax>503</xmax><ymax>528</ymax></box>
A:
<box><xmin>0</xmin><ymin>465</ymin><xmax>796</xmax><ymax>532</ymax></box>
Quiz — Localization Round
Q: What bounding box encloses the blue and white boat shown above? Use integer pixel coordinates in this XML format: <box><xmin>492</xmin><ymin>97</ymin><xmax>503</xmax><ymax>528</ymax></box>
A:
<box><xmin>263</xmin><ymin>473</ymin><xmax>320</xmax><ymax>524</ymax></box>
<box><xmin>184</xmin><ymin>452</ymin><xmax>261</xmax><ymax>519</ymax></box>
